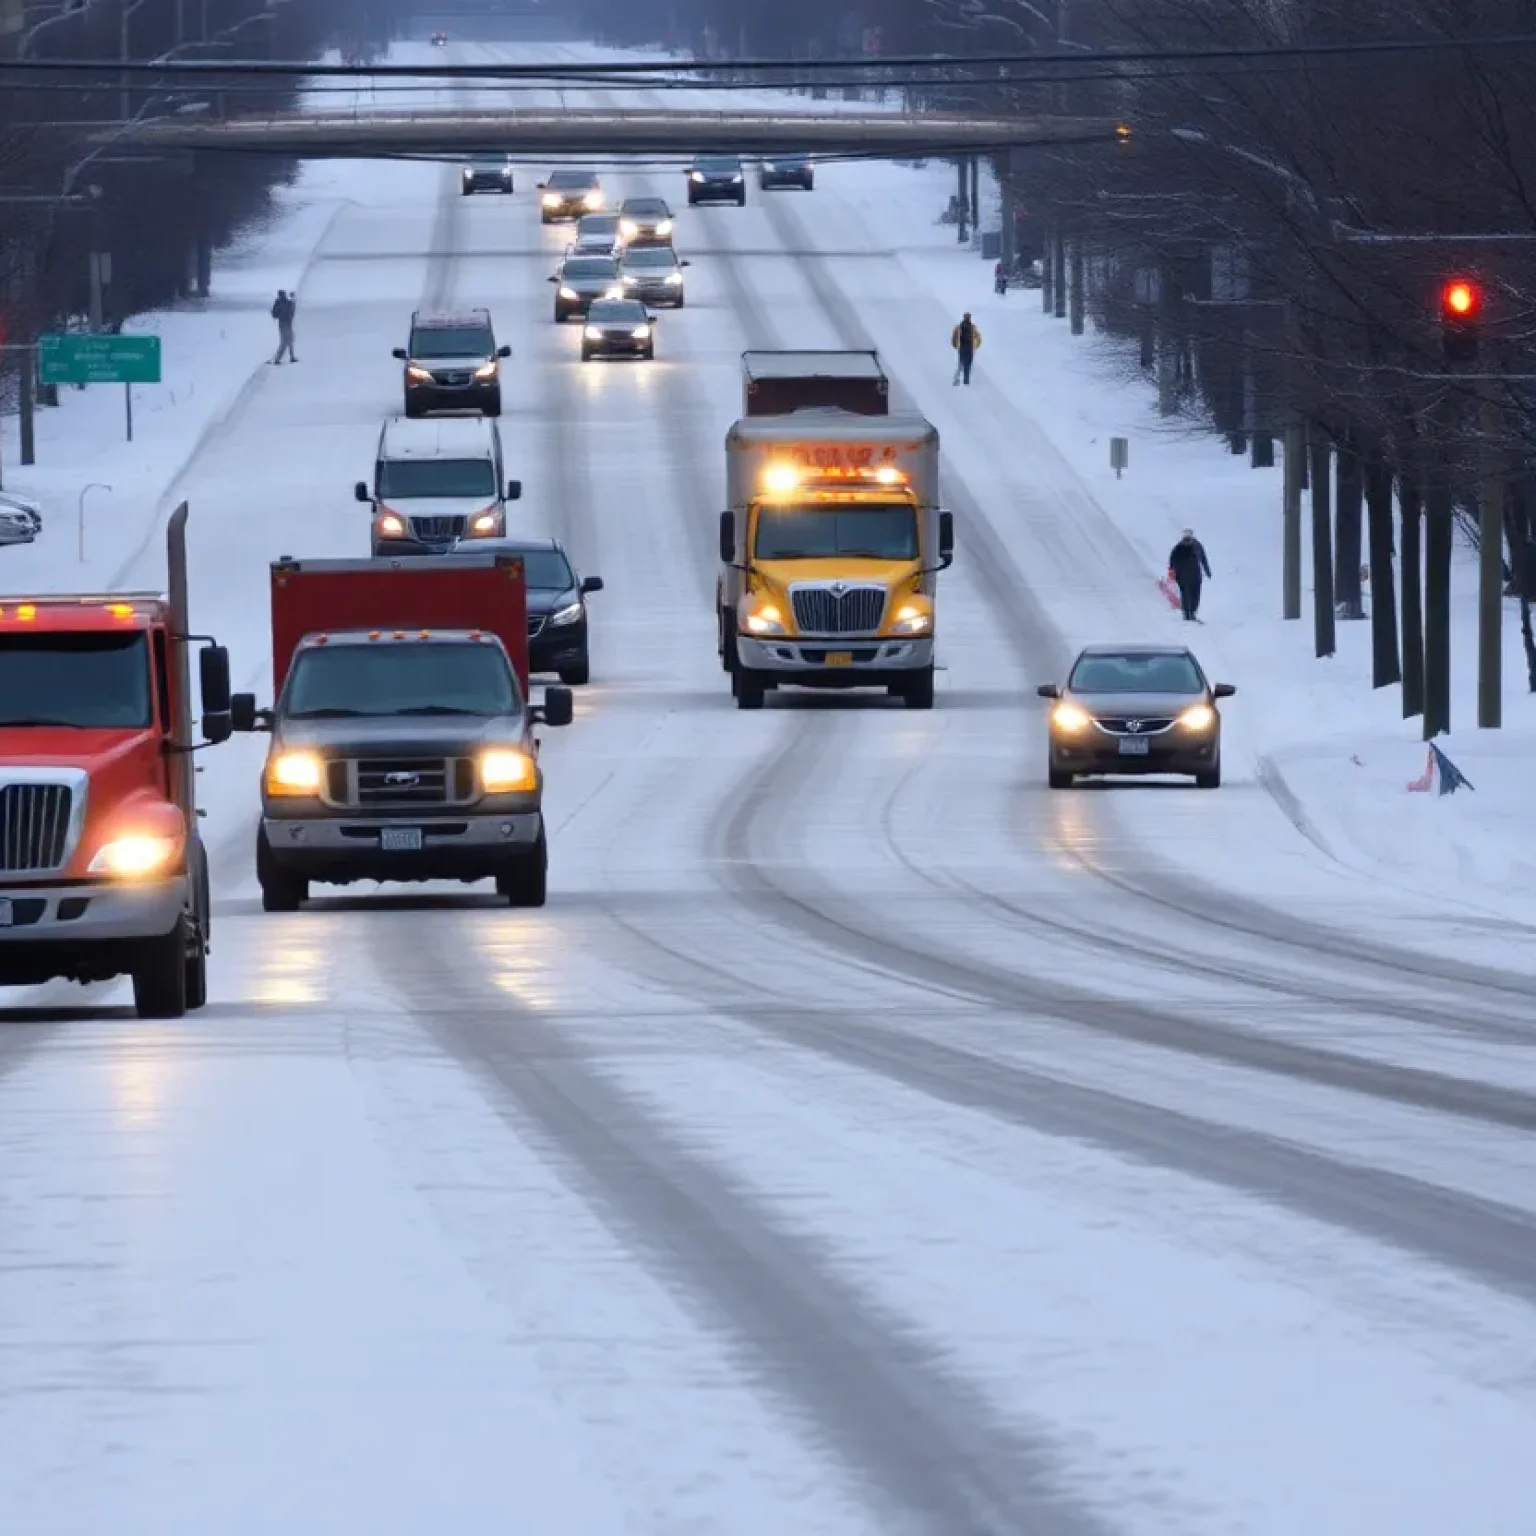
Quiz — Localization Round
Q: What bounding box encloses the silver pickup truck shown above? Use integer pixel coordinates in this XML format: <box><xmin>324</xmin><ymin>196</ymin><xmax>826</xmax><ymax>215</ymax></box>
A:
<box><xmin>231</xmin><ymin>628</ymin><xmax>572</xmax><ymax>910</ymax></box>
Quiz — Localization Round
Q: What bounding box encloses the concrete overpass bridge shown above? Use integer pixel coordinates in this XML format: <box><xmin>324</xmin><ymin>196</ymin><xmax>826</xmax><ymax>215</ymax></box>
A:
<box><xmin>91</xmin><ymin>106</ymin><xmax>1121</xmax><ymax>158</ymax></box>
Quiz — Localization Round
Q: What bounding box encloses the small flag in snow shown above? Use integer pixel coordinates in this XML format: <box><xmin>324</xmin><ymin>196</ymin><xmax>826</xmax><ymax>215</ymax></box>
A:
<box><xmin>1430</xmin><ymin>742</ymin><xmax>1474</xmax><ymax>796</ymax></box>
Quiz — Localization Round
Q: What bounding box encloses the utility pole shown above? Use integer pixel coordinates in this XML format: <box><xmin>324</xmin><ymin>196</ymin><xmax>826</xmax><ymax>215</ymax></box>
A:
<box><xmin>1282</xmin><ymin>421</ymin><xmax>1304</xmax><ymax>618</ymax></box>
<box><xmin>1422</xmin><ymin>400</ymin><xmax>1454</xmax><ymax>738</ymax></box>
<box><xmin>1478</xmin><ymin>383</ymin><xmax>1504</xmax><ymax>727</ymax></box>
<box><xmin>1397</xmin><ymin>417</ymin><xmax>1425</xmax><ymax>720</ymax></box>
<box><xmin>1309</xmin><ymin>431</ymin><xmax>1336</xmax><ymax>657</ymax></box>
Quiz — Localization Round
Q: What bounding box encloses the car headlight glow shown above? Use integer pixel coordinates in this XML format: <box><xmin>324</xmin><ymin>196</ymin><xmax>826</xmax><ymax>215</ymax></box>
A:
<box><xmin>633</xmin><ymin>325</ymin><xmax>651</xmax><ymax>339</ymax></box>
<box><xmin>585</xmin><ymin>325</ymin><xmax>603</xmax><ymax>339</ymax></box>
<box><xmin>584</xmin><ymin>189</ymin><xmax>603</xmax><ymax>208</ymax></box>
<box><xmin>265</xmin><ymin>750</ymin><xmax>324</xmax><ymax>796</ymax></box>
<box><xmin>558</xmin><ymin>285</ymin><xmax>578</xmax><ymax>300</ymax></box>
<box><xmin>1051</xmin><ymin>703</ymin><xmax>1092</xmax><ymax>732</ymax></box>
<box><xmin>731</xmin><ymin>174</ymin><xmax>742</xmax><ymax>182</ymax></box>
<box><xmin>690</xmin><ymin>171</ymin><xmax>705</xmax><ymax>182</ymax></box>
<box><xmin>88</xmin><ymin>834</ymin><xmax>181</xmax><ymax>877</ymax></box>
<box><xmin>665</xmin><ymin>271</ymin><xmax>682</xmax><ymax>284</ymax></box>
<box><xmin>480</xmin><ymin>748</ymin><xmax>538</xmax><ymax>793</ymax></box>
<box><xmin>470</xmin><ymin>512</ymin><xmax>500</xmax><ymax>534</ymax></box>
<box><xmin>406</xmin><ymin>364</ymin><xmax>432</xmax><ymax>381</ymax></box>
<box><xmin>891</xmin><ymin>603</ymin><xmax>932</xmax><ymax>636</ymax></box>
<box><xmin>744</xmin><ymin>602</ymin><xmax>786</xmax><ymax>636</ymax></box>
<box><xmin>548</xmin><ymin>601</ymin><xmax>583</xmax><ymax>627</ymax></box>
<box><xmin>542</xmin><ymin>192</ymin><xmax>561</xmax><ymax>207</ymax></box>
<box><xmin>376</xmin><ymin>514</ymin><xmax>405</xmax><ymax>537</ymax></box>
<box><xmin>473</xmin><ymin>361</ymin><xmax>498</xmax><ymax>379</ymax></box>
<box><xmin>655</xmin><ymin>219</ymin><xmax>673</xmax><ymax>236</ymax></box>
<box><xmin>620</xmin><ymin>219</ymin><xmax>637</xmax><ymax>236</ymax></box>
<box><xmin>1179</xmin><ymin>703</ymin><xmax>1216</xmax><ymax>730</ymax></box>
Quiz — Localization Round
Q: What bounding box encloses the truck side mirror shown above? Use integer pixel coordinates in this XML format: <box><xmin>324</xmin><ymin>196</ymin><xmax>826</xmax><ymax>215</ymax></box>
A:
<box><xmin>938</xmin><ymin>510</ymin><xmax>954</xmax><ymax>568</ymax></box>
<box><xmin>719</xmin><ymin>511</ymin><xmax>735</xmax><ymax>565</ymax></box>
<box><xmin>1036</xmin><ymin>683</ymin><xmax>1060</xmax><ymax>699</ymax></box>
<box><xmin>506</xmin><ymin>480</ymin><xmax>522</xmax><ymax>500</ymax></box>
<box><xmin>199</xmin><ymin>644</ymin><xmax>232</xmax><ymax>742</ymax></box>
<box><xmin>540</xmin><ymin>686</ymin><xmax>574</xmax><ymax>727</ymax></box>
<box><xmin>681</xmin><ymin>259</ymin><xmax>691</xmax><ymax>267</ymax></box>
<box><xmin>391</xmin><ymin>347</ymin><xmax>407</xmax><ymax>360</ymax></box>
<box><xmin>1213</xmin><ymin>682</ymin><xmax>1236</xmax><ymax>698</ymax></box>
<box><xmin>580</xmin><ymin>575</ymin><xmax>604</xmax><ymax>594</ymax></box>
<box><xmin>354</xmin><ymin>481</ymin><xmax>370</xmax><ymax>502</ymax></box>
<box><xmin>547</xmin><ymin>274</ymin><xmax>557</xmax><ymax>282</ymax></box>
<box><xmin>497</xmin><ymin>345</ymin><xmax>511</xmax><ymax>358</ymax></box>
<box><xmin>230</xmin><ymin>692</ymin><xmax>261</xmax><ymax>732</ymax></box>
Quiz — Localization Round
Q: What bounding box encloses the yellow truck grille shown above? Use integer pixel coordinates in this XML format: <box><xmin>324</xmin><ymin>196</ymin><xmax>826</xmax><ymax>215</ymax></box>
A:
<box><xmin>790</xmin><ymin>586</ymin><xmax>886</xmax><ymax>635</ymax></box>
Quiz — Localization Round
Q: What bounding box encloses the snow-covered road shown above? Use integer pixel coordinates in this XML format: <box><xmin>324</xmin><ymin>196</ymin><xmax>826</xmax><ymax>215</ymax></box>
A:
<box><xmin>3</xmin><ymin>39</ymin><xmax>1536</xmax><ymax>1535</ymax></box>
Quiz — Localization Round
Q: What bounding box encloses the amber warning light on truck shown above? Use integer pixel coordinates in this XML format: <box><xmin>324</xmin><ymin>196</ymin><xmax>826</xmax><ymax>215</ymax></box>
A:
<box><xmin>761</xmin><ymin>462</ymin><xmax>907</xmax><ymax>492</ymax></box>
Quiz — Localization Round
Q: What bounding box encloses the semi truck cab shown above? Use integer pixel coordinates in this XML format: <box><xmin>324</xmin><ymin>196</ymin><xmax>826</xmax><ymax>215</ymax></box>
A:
<box><xmin>0</xmin><ymin>503</ymin><xmax>233</xmax><ymax>1017</ymax></box>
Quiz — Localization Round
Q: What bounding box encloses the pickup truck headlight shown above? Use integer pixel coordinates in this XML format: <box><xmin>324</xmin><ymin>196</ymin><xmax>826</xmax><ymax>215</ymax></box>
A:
<box><xmin>891</xmin><ymin>603</ymin><xmax>933</xmax><ymax>636</ymax></box>
<box><xmin>469</xmin><ymin>512</ymin><xmax>500</xmax><ymax>535</ymax></box>
<box><xmin>376</xmin><ymin>514</ymin><xmax>406</xmax><ymax>537</ymax></box>
<box><xmin>547</xmin><ymin>601</ymin><xmax>582</xmax><ymax>627</ymax></box>
<box><xmin>744</xmin><ymin>602</ymin><xmax>786</xmax><ymax>636</ymax></box>
<box><xmin>89</xmin><ymin>834</ymin><xmax>181</xmax><ymax>877</ymax></box>
<box><xmin>480</xmin><ymin>748</ymin><xmax>538</xmax><ymax>793</ymax></box>
<box><xmin>265</xmin><ymin>750</ymin><xmax>324</xmax><ymax>795</ymax></box>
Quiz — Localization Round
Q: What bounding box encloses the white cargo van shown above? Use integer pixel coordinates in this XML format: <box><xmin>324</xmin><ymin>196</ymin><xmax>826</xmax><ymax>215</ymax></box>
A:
<box><xmin>354</xmin><ymin>416</ymin><xmax>522</xmax><ymax>557</ymax></box>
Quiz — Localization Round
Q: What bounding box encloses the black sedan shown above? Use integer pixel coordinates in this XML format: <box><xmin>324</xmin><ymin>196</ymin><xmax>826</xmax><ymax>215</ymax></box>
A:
<box><xmin>549</xmin><ymin>254</ymin><xmax>624</xmax><ymax>321</ymax></box>
<box><xmin>450</xmin><ymin>536</ymin><xmax>604</xmax><ymax>687</ymax></box>
<box><xmin>581</xmin><ymin>299</ymin><xmax>656</xmax><ymax>361</ymax></box>
<box><xmin>539</xmin><ymin>169</ymin><xmax>604</xmax><ymax>223</ymax></box>
<box><xmin>1037</xmin><ymin>643</ymin><xmax>1234</xmax><ymax>789</ymax></box>
<box><xmin>688</xmin><ymin>154</ymin><xmax>746</xmax><ymax>205</ymax></box>
<box><xmin>759</xmin><ymin>154</ymin><xmax>814</xmax><ymax>190</ymax></box>
<box><xmin>618</xmin><ymin>196</ymin><xmax>674</xmax><ymax>244</ymax></box>
<box><xmin>462</xmin><ymin>153</ymin><xmax>514</xmax><ymax>195</ymax></box>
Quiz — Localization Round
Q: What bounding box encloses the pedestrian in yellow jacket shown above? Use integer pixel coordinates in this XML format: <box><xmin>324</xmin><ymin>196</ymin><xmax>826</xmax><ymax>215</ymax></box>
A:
<box><xmin>951</xmin><ymin>313</ymin><xmax>981</xmax><ymax>384</ymax></box>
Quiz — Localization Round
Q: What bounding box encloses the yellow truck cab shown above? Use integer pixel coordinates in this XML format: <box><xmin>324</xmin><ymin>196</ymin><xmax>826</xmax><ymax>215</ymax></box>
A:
<box><xmin>718</xmin><ymin>351</ymin><xmax>953</xmax><ymax>710</ymax></box>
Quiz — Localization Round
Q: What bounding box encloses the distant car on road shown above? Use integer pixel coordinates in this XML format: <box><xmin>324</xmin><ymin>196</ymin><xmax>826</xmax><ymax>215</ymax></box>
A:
<box><xmin>449</xmin><ymin>535</ymin><xmax>603</xmax><ymax>686</ymax></box>
<box><xmin>461</xmin><ymin>152</ymin><xmax>514</xmax><ymax>195</ymax></box>
<box><xmin>392</xmin><ymin>307</ymin><xmax>511</xmax><ymax>417</ymax></box>
<box><xmin>582</xmin><ymin>298</ymin><xmax>657</xmax><ymax>362</ymax></box>
<box><xmin>431</xmin><ymin>30</ymin><xmax>446</xmax><ymax>46</ymax></box>
<box><xmin>0</xmin><ymin>492</ymin><xmax>41</xmax><ymax>546</ymax></box>
<box><xmin>618</xmin><ymin>195</ymin><xmax>674</xmax><ymax>244</ymax></box>
<box><xmin>539</xmin><ymin>169</ymin><xmax>603</xmax><ymax>223</ymax></box>
<box><xmin>570</xmin><ymin>212</ymin><xmax>625</xmax><ymax>257</ymax></box>
<box><xmin>759</xmin><ymin>153</ymin><xmax>814</xmax><ymax>191</ymax></box>
<box><xmin>618</xmin><ymin>243</ymin><xmax>688</xmax><ymax>307</ymax></box>
<box><xmin>688</xmin><ymin>153</ymin><xmax>746</xmax><ymax>205</ymax></box>
<box><xmin>549</xmin><ymin>253</ymin><xmax>624</xmax><ymax>321</ymax></box>
<box><xmin>1037</xmin><ymin>643</ymin><xmax>1234</xmax><ymax>789</ymax></box>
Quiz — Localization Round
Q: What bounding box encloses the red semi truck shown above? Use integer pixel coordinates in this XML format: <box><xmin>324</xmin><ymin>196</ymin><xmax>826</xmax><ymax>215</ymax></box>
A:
<box><xmin>231</xmin><ymin>551</ymin><xmax>572</xmax><ymax>910</ymax></box>
<box><xmin>0</xmin><ymin>503</ymin><xmax>234</xmax><ymax>1017</ymax></box>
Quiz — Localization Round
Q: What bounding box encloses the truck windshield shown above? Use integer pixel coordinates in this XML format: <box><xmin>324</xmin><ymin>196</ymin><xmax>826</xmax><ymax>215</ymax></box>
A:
<box><xmin>753</xmin><ymin>503</ymin><xmax>918</xmax><ymax>560</ymax></box>
<box><xmin>377</xmin><ymin>459</ymin><xmax>497</xmax><ymax>499</ymax></box>
<box><xmin>0</xmin><ymin>631</ymin><xmax>152</xmax><ymax>727</ymax></box>
<box><xmin>283</xmin><ymin>643</ymin><xmax>520</xmax><ymax>719</ymax></box>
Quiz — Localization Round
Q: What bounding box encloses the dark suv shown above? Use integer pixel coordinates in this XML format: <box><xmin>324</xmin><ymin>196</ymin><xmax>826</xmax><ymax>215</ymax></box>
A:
<box><xmin>539</xmin><ymin>169</ymin><xmax>603</xmax><ymax>223</ymax></box>
<box><xmin>759</xmin><ymin>153</ymin><xmax>814</xmax><ymax>191</ymax></box>
<box><xmin>392</xmin><ymin>309</ymin><xmax>510</xmax><ymax>417</ymax></box>
<box><xmin>462</xmin><ymin>152</ymin><xmax>514</xmax><ymax>195</ymax></box>
<box><xmin>688</xmin><ymin>154</ymin><xmax>746</xmax><ymax>205</ymax></box>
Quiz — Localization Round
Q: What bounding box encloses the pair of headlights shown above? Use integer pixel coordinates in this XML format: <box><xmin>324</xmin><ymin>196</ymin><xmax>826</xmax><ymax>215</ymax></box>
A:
<box><xmin>406</xmin><ymin>362</ymin><xmax>497</xmax><ymax>381</ymax></box>
<box><xmin>375</xmin><ymin>512</ymin><xmax>499</xmax><ymax>539</ymax></box>
<box><xmin>1051</xmin><ymin>702</ymin><xmax>1215</xmax><ymax>732</ymax></box>
<box><xmin>742</xmin><ymin>600</ymin><xmax>932</xmax><ymax>638</ymax></box>
<box><xmin>265</xmin><ymin>749</ymin><xmax>538</xmax><ymax>797</ymax></box>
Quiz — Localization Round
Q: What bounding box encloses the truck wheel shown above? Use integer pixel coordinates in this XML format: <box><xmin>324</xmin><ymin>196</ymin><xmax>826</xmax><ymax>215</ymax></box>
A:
<box><xmin>1195</xmin><ymin>763</ymin><xmax>1222</xmax><ymax>789</ymax></box>
<box><xmin>185</xmin><ymin>939</ymin><xmax>208</xmax><ymax>1010</ymax></box>
<box><xmin>483</xmin><ymin>390</ymin><xmax>502</xmax><ymax>417</ymax></box>
<box><xmin>902</xmin><ymin>666</ymin><xmax>936</xmax><ymax>709</ymax></box>
<box><xmin>558</xmin><ymin>656</ymin><xmax>590</xmax><ymax>686</ymax></box>
<box><xmin>735</xmin><ymin>668</ymin><xmax>766</xmax><ymax>709</ymax></box>
<box><xmin>257</xmin><ymin>829</ymin><xmax>308</xmax><ymax>912</ymax></box>
<box><xmin>496</xmin><ymin>834</ymin><xmax>547</xmax><ymax>907</ymax></box>
<box><xmin>720</xmin><ymin>614</ymin><xmax>737</xmax><ymax>672</ymax></box>
<box><xmin>132</xmin><ymin>915</ymin><xmax>190</xmax><ymax>1019</ymax></box>
<box><xmin>1048</xmin><ymin>767</ymin><xmax>1074</xmax><ymax>789</ymax></box>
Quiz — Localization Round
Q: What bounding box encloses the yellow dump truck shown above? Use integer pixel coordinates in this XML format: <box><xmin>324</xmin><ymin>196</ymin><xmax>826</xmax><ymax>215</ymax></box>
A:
<box><xmin>718</xmin><ymin>350</ymin><xmax>953</xmax><ymax>710</ymax></box>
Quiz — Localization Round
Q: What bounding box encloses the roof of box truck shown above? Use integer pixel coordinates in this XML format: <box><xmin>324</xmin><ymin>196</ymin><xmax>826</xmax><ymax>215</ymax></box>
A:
<box><xmin>377</xmin><ymin>416</ymin><xmax>500</xmax><ymax>459</ymax></box>
<box><xmin>728</xmin><ymin>411</ymin><xmax>935</xmax><ymax>443</ymax></box>
<box><xmin>741</xmin><ymin>350</ymin><xmax>885</xmax><ymax>379</ymax></box>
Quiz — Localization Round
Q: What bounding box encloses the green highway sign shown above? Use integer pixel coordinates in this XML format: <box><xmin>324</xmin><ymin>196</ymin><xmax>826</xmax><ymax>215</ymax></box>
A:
<box><xmin>39</xmin><ymin>333</ymin><xmax>162</xmax><ymax>386</ymax></box>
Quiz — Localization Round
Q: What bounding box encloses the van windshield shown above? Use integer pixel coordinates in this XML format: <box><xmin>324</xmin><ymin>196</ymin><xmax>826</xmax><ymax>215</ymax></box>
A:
<box><xmin>753</xmin><ymin>503</ymin><xmax>918</xmax><ymax>560</ymax></box>
<box><xmin>409</xmin><ymin>326</ymin><xmax>492</xmax><ymax>357</ymax></box>
<box><xmin>377</xmin><ymin>458</ymin><xmax>497</xmax><ymax>500</ymax></box>
<box><xmin>0</xmin><ymin>631</ymin><xmax>152</xmax><ymax>727</ymax></box>
<box><xmin>283</xmin><ymin>643</ymin><xmax>520</xmax><ymax>719</ymax></box>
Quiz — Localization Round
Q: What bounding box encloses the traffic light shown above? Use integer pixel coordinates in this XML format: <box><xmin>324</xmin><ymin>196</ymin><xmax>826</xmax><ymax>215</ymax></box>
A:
<box><xmin>1440</xmin><ymin>277</ymin><xmax>1481</xmax><ymax>364</ymax></box>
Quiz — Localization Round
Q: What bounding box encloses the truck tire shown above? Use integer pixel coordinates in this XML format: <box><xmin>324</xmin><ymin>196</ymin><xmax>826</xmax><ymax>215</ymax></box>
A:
<box><xmin>496</xmin><ymin>832</ymin><xmax>547</xmax><ymax>907</ymax></box>
<box><xmin>257</xmin><ymin>829</ymin><xmax>308</xmax><ymax>912</ymax></box>
<box><xmin>735</xmin><ymin>668</ymin><xmax>766</xmax><ymax>709</ymax></box>
<box><xmin>558</xmin><ymin>655</ymin><xmax>590</xmax><ymax>686</ymax></box>
<box><xmin>483</xmin><ymin>390</ymin><xmax>502</xmax><ymax>417</ymax></box>
<box><xmin>1048</xmin><ymin>767</ymin><xmax>1074</xmax><ymax>789</ymax></box>
<box><xmin>132</xmin><ymin>915</ymin><xmax>190</xmax><ymax>1019</ymax></box>
<box><xmin>719</xmin><ymin>613</ymin><xmax>737</xmax><ymax>673</ymax></box>
<box><xmin>1195</xmin><ymin>762</ymin><xmax>1222</xmax><ymax>789</ymax></box>
<box><xmin>185</xmin><ymin>939</ymin><xmax>208</xmax><ymax>1010</ymax></box>
<box><xmin>902</xmin><ymin>666</ymin><xmax>935</xmax><ymax>709</ymax></box>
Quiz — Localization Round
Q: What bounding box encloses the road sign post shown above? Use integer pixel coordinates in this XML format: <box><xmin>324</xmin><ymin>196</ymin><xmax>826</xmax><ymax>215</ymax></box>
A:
<box><xmin>38</xmin><ymin>334</ymin><xmax>161</xmax><ymax>446</ymax></box>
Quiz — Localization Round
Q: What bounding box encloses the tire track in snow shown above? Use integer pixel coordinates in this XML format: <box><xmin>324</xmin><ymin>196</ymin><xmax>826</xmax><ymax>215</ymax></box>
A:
<box><xmin>367</xmin><ymin>918</ymin><xmax>1115</xmax><ymax>1536</ymax></box>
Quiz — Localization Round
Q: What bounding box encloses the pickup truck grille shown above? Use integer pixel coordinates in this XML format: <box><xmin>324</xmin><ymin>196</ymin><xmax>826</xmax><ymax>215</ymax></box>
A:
<box><xmin>0</xmin><ymin>782</ymin><xmax>72</xmax><ymax>873</ymax></box>
<box><xmin>790</xmin><ymin>585</ymin><xmax>886</xmax><ymax>636</ymax></box>
<box><xmin>324</xmin><ymin>757</ymin><xmax>477</xmax><ymax>807</ymax></box>
<box><xmin>409</xmin><ymin>515</ymin><xmax>465</xmax><ymax>542</ymax></box>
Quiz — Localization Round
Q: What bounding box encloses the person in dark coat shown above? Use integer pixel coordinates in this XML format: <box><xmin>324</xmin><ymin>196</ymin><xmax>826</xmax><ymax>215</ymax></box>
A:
<box><xmin>1167</xmin><ymin>528</ymin><xmax>1211</xmax><ymax>619</ymax></box>
<box><xmin>270</xmin><ymin>289</ymin><xmax>297</xmax><ymax>364</ymax></box>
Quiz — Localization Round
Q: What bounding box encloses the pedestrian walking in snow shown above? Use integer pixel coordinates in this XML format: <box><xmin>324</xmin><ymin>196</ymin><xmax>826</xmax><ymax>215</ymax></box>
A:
<box><xmin>1168</xmin><ymin>528</ymin><xmax>1212</xmax><ymax>620</ymax></box>
<box><xmin>951</xmin><ymin>312</ymin><xmax>981</xmax><ymax>384</ymax></box>
<box><xmin>994</xmin><ymin>260</ymin><xmax>1008</xmax><ymax>296</ymax></box>
<box><xmin>270</xmin><ymin>289</ymin><xmax>297</xmax><ymax>363</ymax></box>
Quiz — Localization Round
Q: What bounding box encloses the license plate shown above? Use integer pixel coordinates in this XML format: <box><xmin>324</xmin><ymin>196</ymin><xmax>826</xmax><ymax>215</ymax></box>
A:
<box><xmin>1118</xmin><ymin>736</ymin><xmax>1150</xmax><ymax>755</ymax></box>
<box><xmin>826</xmin><ymin>652</ymin><xmax>853</xmax><ymax>667</ymax></box>
<box><xmin>0</xmin><ymin>898</ymin><xmax>11</xmax><ymax>927</ymax></box>
<box><xmin>380</xmin><ymin>828</ymin><xmax>423</xmax><ymax>851</ymax></box>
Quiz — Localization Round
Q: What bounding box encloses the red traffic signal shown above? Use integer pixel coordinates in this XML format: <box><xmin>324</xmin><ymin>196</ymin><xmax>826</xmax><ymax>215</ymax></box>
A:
<box><xmin>1441</xmin><ymin>278</ymin><xmax>1481</xmax><ymax>318</ymax></box>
